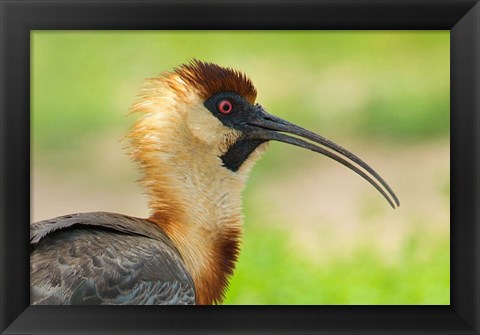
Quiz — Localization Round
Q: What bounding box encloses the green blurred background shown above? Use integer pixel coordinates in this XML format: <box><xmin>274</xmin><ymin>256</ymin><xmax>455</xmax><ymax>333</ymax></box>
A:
<box><xmin>31</xmin><ymin>31</ymin><xmax>450</xmax><ymax>305</ymax></box>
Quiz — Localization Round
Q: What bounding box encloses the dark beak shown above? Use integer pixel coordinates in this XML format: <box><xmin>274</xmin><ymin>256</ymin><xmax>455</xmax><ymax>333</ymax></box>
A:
<box><xmin>245</xmin><ymin>104</ymin><xmax>400</xmax><ymax>209</ymax></box>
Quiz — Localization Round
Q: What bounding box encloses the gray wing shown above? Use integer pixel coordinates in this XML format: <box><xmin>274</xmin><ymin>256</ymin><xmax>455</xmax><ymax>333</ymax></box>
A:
<box><xmin>30</xmin><ymin>212</ymin><xmax>195</xmax><ymax>305</ymax></box>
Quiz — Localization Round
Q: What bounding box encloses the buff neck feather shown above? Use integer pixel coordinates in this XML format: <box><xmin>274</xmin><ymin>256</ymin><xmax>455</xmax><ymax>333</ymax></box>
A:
<box><xmin>126</xmin><ymin>77</ymin><xmax>263</xmax><ymax>304</ymax></box>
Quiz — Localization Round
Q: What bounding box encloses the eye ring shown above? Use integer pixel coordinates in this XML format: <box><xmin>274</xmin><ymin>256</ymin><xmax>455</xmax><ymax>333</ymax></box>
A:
<box><xmin>217</xmin><ymin>99</ymin><xmax>233</xmax><ymax>114</ymax></box>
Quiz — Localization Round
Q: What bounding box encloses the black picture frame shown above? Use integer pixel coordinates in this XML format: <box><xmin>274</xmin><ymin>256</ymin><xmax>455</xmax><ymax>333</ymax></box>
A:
<box><xmin>1</xmin><ymin>0</ymin><xmax>479</xmax><ymax>334</ymax></box>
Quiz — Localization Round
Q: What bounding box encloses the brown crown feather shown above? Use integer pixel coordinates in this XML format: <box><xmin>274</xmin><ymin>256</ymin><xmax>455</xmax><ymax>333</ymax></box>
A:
<box><xmin>174</xmin><ymin>60</ymin><xmax>257</xmax><ymax>104</ymax></box>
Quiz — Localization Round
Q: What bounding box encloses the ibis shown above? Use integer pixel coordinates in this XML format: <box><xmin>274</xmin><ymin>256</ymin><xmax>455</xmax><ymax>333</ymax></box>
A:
<box><xmin>30</xmin><ymin>60</ymin><xmax>399</xmax><ymax>305</ymax></box>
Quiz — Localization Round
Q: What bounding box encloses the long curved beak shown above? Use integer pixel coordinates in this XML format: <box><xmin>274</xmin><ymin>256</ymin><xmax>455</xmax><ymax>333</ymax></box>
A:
<box><xmin>244</xmin><ymin>104</ymin><xmax>400</xmax><ymax>209</ymax></box>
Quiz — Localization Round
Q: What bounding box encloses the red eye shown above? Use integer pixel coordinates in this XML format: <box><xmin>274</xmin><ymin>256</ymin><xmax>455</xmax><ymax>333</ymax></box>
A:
<box><xmin>218</xmin><ymin>100</ymin><xmax>233</xmax><ymax>114</ymax></box>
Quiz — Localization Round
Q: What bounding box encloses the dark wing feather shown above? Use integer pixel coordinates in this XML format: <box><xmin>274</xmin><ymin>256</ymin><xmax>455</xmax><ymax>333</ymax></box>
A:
<box><xmin>30</xmin><ymin>212</ymin><xmax>195</xmax><ymax>305</ymax></box>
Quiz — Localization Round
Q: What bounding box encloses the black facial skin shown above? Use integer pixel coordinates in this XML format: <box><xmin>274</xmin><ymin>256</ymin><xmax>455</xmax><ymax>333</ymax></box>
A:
<box><xmin>204</xmin><ymin>92</ymin><xmax>267</xmax><ymax>172</ymax></box>
<box><xmin>203</xmin><ymin>91</ymin><xmax>400</xmax><ymax>209</ymax></box>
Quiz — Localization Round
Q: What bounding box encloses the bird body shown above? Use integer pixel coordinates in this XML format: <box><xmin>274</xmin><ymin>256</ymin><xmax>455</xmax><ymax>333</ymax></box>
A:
<box><xmin>31</xmin><ymin>212</ymin><xmax>195</xmax><ymax>304</ymax></box>
<box><xmin>31</xmin><ymin>60</ymin><xmax>399</xmax><ymax>305</ymax></box>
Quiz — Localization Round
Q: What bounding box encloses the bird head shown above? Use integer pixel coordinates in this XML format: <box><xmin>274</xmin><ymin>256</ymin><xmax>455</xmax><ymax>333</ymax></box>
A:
<box><xmin>127</xmin><ymin>60</ymin><xmax>399</xmax><ymax>304</ymax></box>
<box><xmin>128</xmin><ymin>60</ymin><xmax>398</xmax><ymax>209</ymax></box>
